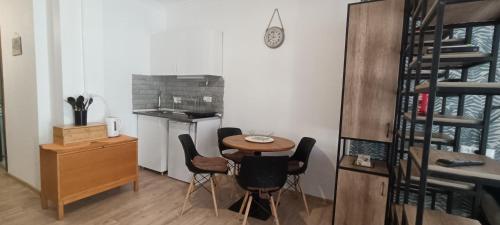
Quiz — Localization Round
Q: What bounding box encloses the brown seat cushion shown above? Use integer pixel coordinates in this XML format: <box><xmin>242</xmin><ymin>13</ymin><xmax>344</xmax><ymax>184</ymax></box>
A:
<box><xmin>288</xmin><ymin>160</ymin><xmax>304</xmax><ymax>173</ymax></box>
<box><xmin>223</xmin><ymin>150</ymin><xmax>253</xmax><ymax>163</ymax></box>
<box><xmin>247</xmin><ymin>186</ymin><xmax>281</xmax><ymax>193</ymax></box>
<box><xmin>192</xmin><ymin>156</ymin><xmax>228</xmax><ymax>173</ymax></box>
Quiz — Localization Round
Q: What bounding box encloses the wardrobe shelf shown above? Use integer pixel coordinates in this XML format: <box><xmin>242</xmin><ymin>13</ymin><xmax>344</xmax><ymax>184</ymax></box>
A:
<box><xmin>415</xmin><ymin>81</ymin><xmax>500</xmax><ymax>96</ymax></box>
<box><xmin>415</xmin><ymin>38</ymin><xmax>465</xmax><ymax>47</ymax></box>
<box><xmin>421</xmin><ymin>0</ymin><xmax>500</xmax><ymax>28</ymax></box>
<box><xmin>399</xmin><ymin>160</ymin><xmax>475</xmax><ymax>190</ymax></box>
<box><xmin>403</xmin><ymin>204</ymin><xmax>481</xmax><ymax>225</ymax></box>
<box><xmin>403</xmin><ymin>112</ymin><xmax>483</xmax><ymax>128</ymax></box>
<box><xmin>410</xmin><ymin>52</ymin><xmax>491</xmax><ymax>69</ymax></box>
<box><xmin>339</xmin><ymin>155</ymin><xmax>389</xmax><ymax>177</ymax></box>
<box><xmin>398</xmin><ymin>130</ymin><xmax>454</xmax><ymax>145</ymax></box>
<box><xmin>404</xmin><ymin>69</ymin><xmax>447</xmax><ymax>79</ymax></box>
<box><xmin>409</xmin><ymin>147</ymin><xmax>500</xmax><ymax>184</ymax></box>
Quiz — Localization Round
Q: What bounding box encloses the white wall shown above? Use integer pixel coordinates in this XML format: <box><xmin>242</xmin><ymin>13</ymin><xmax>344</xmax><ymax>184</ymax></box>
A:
<box><xmin>0</xmin><ymin>0</ymin><xmax>165</xmax><ymax>189</ymax></box>
<box><xmin>163</xmin><ymin>0</ymin><xmax>355</xmax><ymax>199</ymax></box>
<box><xmin>102</xmin><ymin>0</ymin><xmax>166</xmax><ymax>137</ymax></box>
<box><xmin>0</xmin><ymin>0</ymin><xmax>41</xmax><ymax>188</ymax></box>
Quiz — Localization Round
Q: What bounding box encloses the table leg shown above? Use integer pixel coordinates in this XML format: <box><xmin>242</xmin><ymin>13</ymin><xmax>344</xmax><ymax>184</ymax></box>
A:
<box><xmin>57</xmin><ymin>202</ymin><xmax>64</xmax><ymax>220</ymax></box>
<box><xmin>133</xmin><ymin>180</ymin><xmax>139</xmax><ymax>192</ymax></box>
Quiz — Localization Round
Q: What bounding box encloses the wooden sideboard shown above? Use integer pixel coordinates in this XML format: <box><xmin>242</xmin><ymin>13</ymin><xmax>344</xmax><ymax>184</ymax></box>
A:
<box><xmin>40</xmin><ymin>135</ymin><xmax>139</xmax><ymax>219</ymax></box>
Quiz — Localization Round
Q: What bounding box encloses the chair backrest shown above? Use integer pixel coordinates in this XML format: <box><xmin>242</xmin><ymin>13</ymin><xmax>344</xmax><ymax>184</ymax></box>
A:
<box><xmin>178</xmin><ymin>134</ymin><xmax>200</xmax><ymax>173</ymax></box>
<box><xmin>290</xmin><ymin>137</ymin><xmax>316</xmax><ymax>173</ymax></box>
<box><xmin>217</xmin><ymin>127</ymin><xmax>242</xmax><ymax>153</ymax></box>
<box><xmin>236</xmin><ymin>156</ymin><xmax>288</xmax><ymax>191</ymax></box>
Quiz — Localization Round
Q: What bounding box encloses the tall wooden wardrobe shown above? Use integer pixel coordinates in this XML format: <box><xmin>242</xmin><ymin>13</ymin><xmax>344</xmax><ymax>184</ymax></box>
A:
<box><xmin>333</xmin><ymin>0</ymin><xmax>405</xmax><ymax>225</ymax></box>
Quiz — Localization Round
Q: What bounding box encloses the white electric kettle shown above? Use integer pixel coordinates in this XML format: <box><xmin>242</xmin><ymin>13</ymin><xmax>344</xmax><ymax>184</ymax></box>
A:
<box><xmin>105</xmin><ymin>117</ymin><xmax>121</xmax><ymax>137</ymax></box>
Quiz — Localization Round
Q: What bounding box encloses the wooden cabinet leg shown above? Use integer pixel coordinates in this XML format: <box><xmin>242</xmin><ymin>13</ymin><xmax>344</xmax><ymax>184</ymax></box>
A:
<box><xmin>57</xmin><ymin>202</ymin><xmax>64</xmax><ymax>220</ymax></box>
<box><xmin>40</xmin><ymin>193</ymin><xmax>48</xmax><ymax>209</ymax></box>
<box><xmin>133</xmin><ymin>180</ymin><xmax>139</xmax><ymax>192</ymax></box>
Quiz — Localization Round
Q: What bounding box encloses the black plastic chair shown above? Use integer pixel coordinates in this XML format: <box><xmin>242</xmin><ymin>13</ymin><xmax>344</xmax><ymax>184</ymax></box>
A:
<box><xmin>277</xmin><ymin>137</ymin><xmax>316</xmax><ymax>216</ymax></box>
<box><xmin>217</xmin><ymin>127</ymin><xmax>251</xmax><ymax>175</ymax></box>
<box><xmin>178</xmin><ymin>134</ymin><xmax>228</xmax><ymax>217</ymax></box>
<box><xmin>236</xmin><ymin>156</ymin><xmax>288</xmax><ymax>225</ymax></box>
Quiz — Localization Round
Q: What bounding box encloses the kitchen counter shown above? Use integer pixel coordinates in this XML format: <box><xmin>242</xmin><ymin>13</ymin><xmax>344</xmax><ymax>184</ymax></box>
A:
<box><xmin>133</xmin><ymin>110</ymin><xmax>221</xmax><ymax>123</ymax></box>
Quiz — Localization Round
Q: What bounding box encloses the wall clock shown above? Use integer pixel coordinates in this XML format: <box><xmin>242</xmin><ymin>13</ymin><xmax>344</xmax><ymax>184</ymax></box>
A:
<box><xmin>264</xmin><ymin>9</ymin><xmax>285</xmax><ymax>49</ymax></box>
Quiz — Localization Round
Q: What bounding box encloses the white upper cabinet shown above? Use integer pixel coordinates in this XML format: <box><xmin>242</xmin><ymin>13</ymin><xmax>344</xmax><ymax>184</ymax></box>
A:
<box><xmin>151</xmin><ymin>29</ymin><xmax>223</xmax><ymax>76</ymax></box>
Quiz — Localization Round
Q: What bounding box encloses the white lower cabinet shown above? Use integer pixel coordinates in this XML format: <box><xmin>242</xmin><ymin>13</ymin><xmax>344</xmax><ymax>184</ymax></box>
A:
<box><xmin>137</xmin><ymin>114</ymin><xmax>221</xmax><ymax>182</ymax></box>
<box><xmin>138</xmin><ymin>115</ymin><xmax>168</xmax><ymax>173</ymax></box>
<box><xmin>167</xmin><ymin>119</ymin><xmax>221</xmax><ymax>183</ymax></box>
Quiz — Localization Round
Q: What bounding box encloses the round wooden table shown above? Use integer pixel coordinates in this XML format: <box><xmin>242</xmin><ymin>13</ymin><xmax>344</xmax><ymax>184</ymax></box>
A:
<box><xmin>223</xmin><ymin>134</ymin><xmax>295</xmax><ymax>221</ymax></box>
<box><xmin>222</xmin><ymin>135</ymin><xmax>295</xmax><ymax>154</ymax></box>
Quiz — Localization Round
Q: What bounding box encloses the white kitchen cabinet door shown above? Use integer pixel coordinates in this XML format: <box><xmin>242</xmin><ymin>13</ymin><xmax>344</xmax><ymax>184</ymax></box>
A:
<box><xmin>167</xmin><ymin>121</ymin><xmax>196</xmax><ymax>182</ymax></box>
<box><xmin>151</xmin><ymin>32</ymin><xmax>179</xmax><ymax>75</ymax></box>
<box><xmin>138</xmin><ymin>115</ymin><xmax>168</xmax><ymax>173</ymax></box>
<box><xmin>195</xmin><ymin>118</ymin><xmax>221</xmax><ymax>158</ymax></box>
<box><xmin>151</xmin><ymin>29</ymin><xmax>223</xmax><ymax>76</ymax></box>
<box><xmin>176</xmin><ymin>30</ymin><xmax>223</xmax><ymax>76</ymax></box>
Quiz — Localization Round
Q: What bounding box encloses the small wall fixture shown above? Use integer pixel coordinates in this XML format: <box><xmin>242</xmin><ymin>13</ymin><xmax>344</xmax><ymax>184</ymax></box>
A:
<box><xmin>12</xmin><ymin>35</ymin><xmax>22</xmax><ymax>56</ymax></box>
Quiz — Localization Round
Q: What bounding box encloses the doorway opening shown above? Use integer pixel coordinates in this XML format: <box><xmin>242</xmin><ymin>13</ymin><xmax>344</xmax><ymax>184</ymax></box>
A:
<box><xmin>0</xmin><ymin>29</ymin><xmax>7</xmax><ymax>171</ymax></box>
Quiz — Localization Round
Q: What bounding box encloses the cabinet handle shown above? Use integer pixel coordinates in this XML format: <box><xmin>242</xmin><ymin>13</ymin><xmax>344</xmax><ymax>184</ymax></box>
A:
<box><xmin>380</xmin><ymin>182</ymin><xmax>385</xmax><ymax>196</ymax></box>
<box><xmin>386</xmin><ymin>123</ymin><xmax>391</xmax><ymax>138</ymax></box>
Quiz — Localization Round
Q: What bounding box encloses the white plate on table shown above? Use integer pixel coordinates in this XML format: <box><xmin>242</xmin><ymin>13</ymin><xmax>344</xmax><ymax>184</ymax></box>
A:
<box><xmin>245</xmin><ymin>136</ymin><xmax>274</xmax><ymax>143</ymax></box>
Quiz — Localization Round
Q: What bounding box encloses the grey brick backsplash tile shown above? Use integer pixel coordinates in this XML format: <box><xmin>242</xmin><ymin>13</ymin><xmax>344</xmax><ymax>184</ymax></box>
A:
<box><xmin>132</xmin><ymin>75</ymin><xmax>224</xmax><ymax>113</ymax></box>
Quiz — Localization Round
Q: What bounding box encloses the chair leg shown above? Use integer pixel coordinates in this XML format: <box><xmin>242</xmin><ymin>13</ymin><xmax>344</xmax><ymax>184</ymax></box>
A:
<box><xmin>297</xmin><ymin>182</ymin><xmax>310</xmax><ymax>216</ymax></box>
<box><xmin>212</xmin><ymin>175</ymin><xmax>218</xmax><ymax>187</ymax></box>
<box><xmin>180</xmin><ymin>175</ymin><xmax>195</xmax><ymax>216</ymax></box>
<box><xmin>210</xmin><ymin>175</ymin><xmax>219</xmax><ymax>217</ymax></box>
<box><xmin>239</xmin><ymin>191</ymin><xmax>250</xmax><ymax>215</ymax></box>
<box><xmin>276</xmin><ymin>189</ymin><xmax>283</xmax><ymax>206</ymax></box>
<box><xmin>270</xmin><ymin>195</ymin><xmax>280</xmax><ymax>225</ymax></box>
<box><xmin>242</xmin><ymin>196</ymin><xmax>253</xmax><ymax>225</ymax></box>
<box><xmin>235</xmin><ymin>163</ymin><xmax>240</xmax><ymax>176</ymax></box>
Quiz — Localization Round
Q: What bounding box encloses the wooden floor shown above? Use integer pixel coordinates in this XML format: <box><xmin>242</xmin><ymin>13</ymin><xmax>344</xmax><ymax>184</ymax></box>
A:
<box><xmin>0</xmin><ymin>168</ymin><xmax>333</xmax><ymax>225</ymax></box>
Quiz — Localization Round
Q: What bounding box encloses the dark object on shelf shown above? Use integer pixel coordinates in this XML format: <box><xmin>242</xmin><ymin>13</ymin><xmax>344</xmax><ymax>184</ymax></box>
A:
<box><xmin>436</xmin><ymin>158</ymin><xmax>485</xmax><ymax>168</ymax></box>
<box><xmin>184</xmin><ymin>111</ymin><xmax>217</xmax><ymax>119</ymax></box>
<box><xmin>76</xmin><ymin>96</ymin><xmax>85</xmax><ymax>110</ymax></box>
<box><xmin>74</xmin><ymin>110</ymin><xmax>87</xmax><ymax>126</ymax></box>
<box><xmin>67</xmin><ymin>95</ymin><xmax>94</xmax><ymax>126</ymax></box>
<box><xmin>427</xmin><ymin>45</ymin><xmax>479</xmax><ymax>54</ymax></box>
<box><xmin>441</xmin><ymin>78</ymin><xmax>462</xmax><ymax>82</ymax></box>
<box><xmin>86</xmin><ymin>98</ymin><xmax>93</xmax><ymax>110</ymax></box>
<box><xmin>67</xmin><ymin>97</ymin><xmax>76</xmax><ymax>110</ymax></box>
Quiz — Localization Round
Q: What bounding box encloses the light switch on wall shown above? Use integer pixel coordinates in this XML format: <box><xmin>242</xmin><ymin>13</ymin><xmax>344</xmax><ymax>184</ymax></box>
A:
<box><xmin>203</xmin><ymin>96</ymin><xmax>213</xmax><ymax>103</ymax></box>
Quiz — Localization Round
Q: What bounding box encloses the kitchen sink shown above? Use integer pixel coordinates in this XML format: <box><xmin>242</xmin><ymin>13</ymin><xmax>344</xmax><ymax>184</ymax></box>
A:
<box><xmin>157</xmin><ymin>110</ymin><xmax>186</xmax><ymax>115</ymax></box>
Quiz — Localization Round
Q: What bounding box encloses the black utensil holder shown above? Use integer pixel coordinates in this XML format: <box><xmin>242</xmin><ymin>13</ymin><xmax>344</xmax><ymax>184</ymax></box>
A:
<box><xmin>74</xmin><ymin>110</ymin><xmax>87</xmax><ymax>126</ymax></box>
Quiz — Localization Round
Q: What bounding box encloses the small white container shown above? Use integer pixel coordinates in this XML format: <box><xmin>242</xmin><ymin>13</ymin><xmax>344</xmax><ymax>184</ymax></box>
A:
<box><xmin>105</xmin><ymin>117</ymin><xmax>121</xmax><ymax>137</ymax></box>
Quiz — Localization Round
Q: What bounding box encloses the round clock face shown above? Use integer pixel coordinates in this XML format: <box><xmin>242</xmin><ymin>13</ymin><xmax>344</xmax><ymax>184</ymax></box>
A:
<box><xmin>264</xmin><ymin>26</ymin><xmax>285</xmax><ymax>49</ymax></box>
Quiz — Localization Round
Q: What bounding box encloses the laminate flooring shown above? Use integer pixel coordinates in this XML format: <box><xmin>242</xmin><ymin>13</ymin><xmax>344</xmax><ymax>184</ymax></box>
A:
<box><xmin>0</xmin><ymin>168</ymin><xmax>333</xmax><ymax>225</ymax></box>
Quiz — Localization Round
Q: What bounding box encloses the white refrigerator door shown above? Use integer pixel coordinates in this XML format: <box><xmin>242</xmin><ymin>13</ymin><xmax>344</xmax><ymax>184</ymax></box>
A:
<box><xmin>138</xmin><ymin>115</ymin><xmax>168</xmax><ymax>173</ymax></box>
<box><xmin>167</xmin><ymin>121</ymin><xmax>195</xmax><ymax>182</ymax></box>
